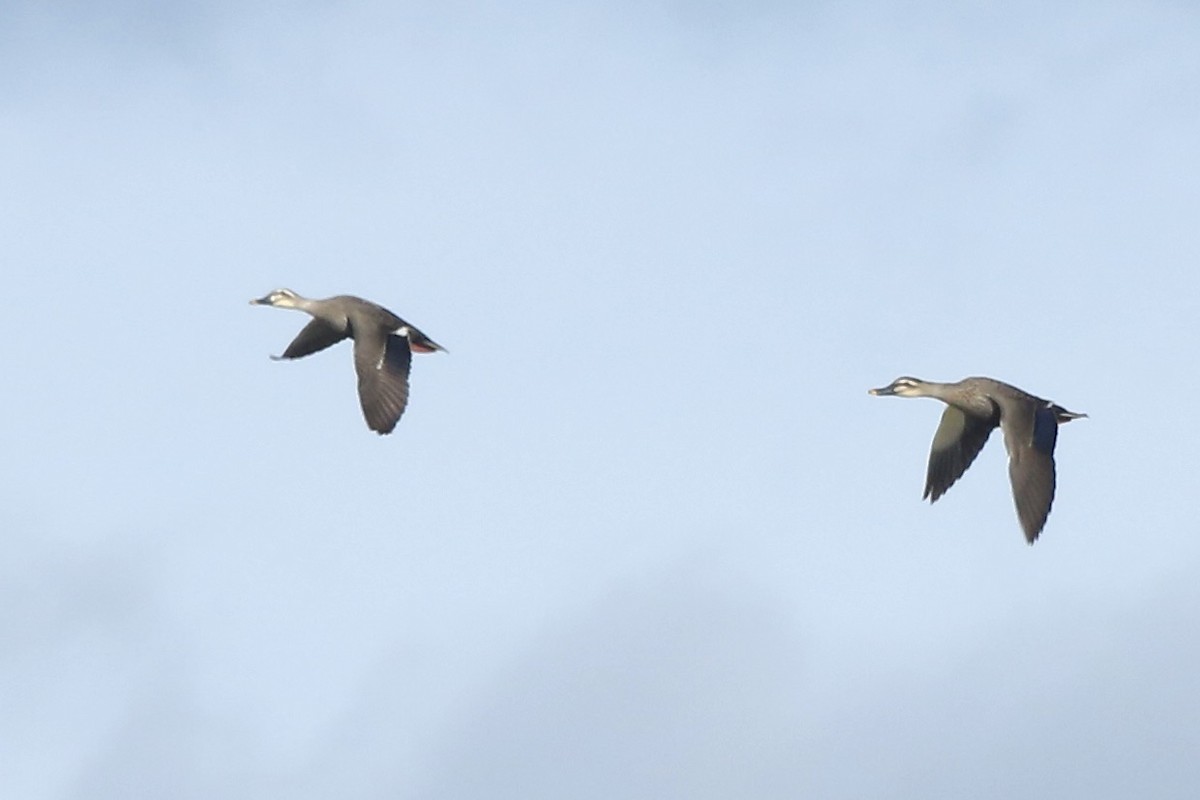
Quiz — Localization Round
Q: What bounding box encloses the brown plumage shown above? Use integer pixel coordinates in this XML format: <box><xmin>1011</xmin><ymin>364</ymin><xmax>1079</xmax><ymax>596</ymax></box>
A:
<box><xmin>251</xmin><ymin>288</ymin><xmax>444</xmax><ymax>434</ymax></box>
<box><xmin>870</xmin><ymin>376</ymin><xmax>1085</xmax><ymax>543</ymax></box>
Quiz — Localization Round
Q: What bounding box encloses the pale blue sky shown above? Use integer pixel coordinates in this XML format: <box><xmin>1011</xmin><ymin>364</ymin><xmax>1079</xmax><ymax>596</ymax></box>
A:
<box><xmin>3</xmin><ymin>2</ymin><xmax>1200</xmax><ymax>798</ymax></box>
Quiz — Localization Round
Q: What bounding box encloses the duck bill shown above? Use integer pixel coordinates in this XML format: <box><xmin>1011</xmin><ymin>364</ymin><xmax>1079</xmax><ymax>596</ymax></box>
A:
<box><xmin>868</xmin><ymin>385</ymin><xmax>896</xmax><ymax>396</ymax></box>
<box><xmin>249</xmin><ymin>294</ymin><xmax>273</xmax><ymax>306</ymax></box>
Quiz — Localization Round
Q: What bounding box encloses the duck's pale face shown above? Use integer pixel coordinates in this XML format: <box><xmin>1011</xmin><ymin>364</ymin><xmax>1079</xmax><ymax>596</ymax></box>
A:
<box><xmin>250</xmin><ymin>288</ymin><xmax>299</xmax><ymax>308</ymax></box>
<box><xmin>869</xmin><ymin>376</ymin><xmax>925</xmax><ymax>397</ymax></box>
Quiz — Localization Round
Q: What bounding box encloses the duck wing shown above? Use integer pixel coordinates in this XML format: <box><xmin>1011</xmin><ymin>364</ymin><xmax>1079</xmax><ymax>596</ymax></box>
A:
<box><xmin>275</xmin><ymin>319</ymin><xmax>349</xmax><ymax>360</ymax></box>
<box><xmin>924</xmin><ymin>405</ymin><xmax>999</xmax><ymax>503</ymax></box>
<box><xmin>1003</xmin><ymin>403</ymin><xmax>1059</xmax><ymax>543</ymax></box>
<box><xmin>353</xmin><ymin>331</ymin><xmax>412</xmax><ymax>434</ymax></box>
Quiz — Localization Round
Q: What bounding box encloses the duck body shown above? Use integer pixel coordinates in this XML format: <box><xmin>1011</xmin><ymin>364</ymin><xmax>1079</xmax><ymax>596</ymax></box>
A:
<box><xmin>252</xmin><ymin>288</ymin><xmax>443</xmax><ymax>434</ymax></box>
<box><xmin>870</xmin><ymin>376</ymin><xmax>1086</xmax><ymax>543</ymax></box>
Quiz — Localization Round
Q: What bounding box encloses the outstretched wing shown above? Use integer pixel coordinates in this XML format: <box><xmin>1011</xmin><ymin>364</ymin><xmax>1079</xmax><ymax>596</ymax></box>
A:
<box><xmin>275</xmin><ymin>319</ymin><xmax>349</xmax><ymax>360</ymax></box>
<box><xmin>1004</xmin><ymin>404</ymin><xmax>1059</xmax><ymax>543</ymax></box>
<box><xmin>924</xmin><ymin>405</ymin><xmax>999</xmax><ymax>502</ymax></box>
<box><xmin>353</xmin><ymin>332</ymin><xmax>412</xmax><ymax>434</ymax></box>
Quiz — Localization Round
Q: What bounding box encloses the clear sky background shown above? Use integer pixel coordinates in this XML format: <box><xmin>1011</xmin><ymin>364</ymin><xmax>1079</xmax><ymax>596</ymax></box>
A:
<box><xmin>3</xmin><ymin>1</ymin><xmax>1199</xmax><ymax>797</ymax></box>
